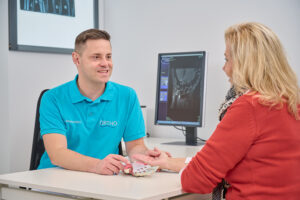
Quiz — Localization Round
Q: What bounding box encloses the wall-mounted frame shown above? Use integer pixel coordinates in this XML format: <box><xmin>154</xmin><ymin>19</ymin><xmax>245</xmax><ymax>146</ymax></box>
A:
<box><xmin>9</xmin><ymin>0</ymin><xmax>99</xmax><ymax>54</ymax></box>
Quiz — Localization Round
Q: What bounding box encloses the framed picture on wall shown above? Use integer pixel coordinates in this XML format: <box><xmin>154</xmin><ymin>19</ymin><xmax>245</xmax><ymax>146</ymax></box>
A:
<box><xmin>8</xmin><ymin>0</ymin><xmax>99</xmax><ymax>54</ymax></box>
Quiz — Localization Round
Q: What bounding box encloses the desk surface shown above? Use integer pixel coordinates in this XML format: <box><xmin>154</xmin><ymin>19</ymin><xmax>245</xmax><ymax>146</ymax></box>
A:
<box><xmin>144</xmin><ymin>137</ymin><xmax>203</xmax><ymax>157</ymax></box>
<box><xmin>0</xmin><ymin>137</ymin><xmax>204</xmax><ymax>200</ymax></box>
<box><xmin>0</xmin><ymin>168</ymin><xmax>182</xmax><ymax>200</ymax></box>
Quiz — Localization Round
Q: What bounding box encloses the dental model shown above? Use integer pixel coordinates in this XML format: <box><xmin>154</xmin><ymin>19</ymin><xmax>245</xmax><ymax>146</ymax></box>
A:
<box><xmin>123</xmin><ymin>162</ymin><xmax>159</xmax><ymax>177</ymax></box>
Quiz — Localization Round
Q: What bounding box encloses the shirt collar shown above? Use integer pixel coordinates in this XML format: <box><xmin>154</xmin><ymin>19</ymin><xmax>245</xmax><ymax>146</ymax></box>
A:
<box><xmin>70</xmin><ymin>75</ymin><xmax>115</xmax><ymax>104</ymax></box>
<box><xmin>99</xmin><ymin>81</ymin><xmax>115</xmax><ymax>102</ymax></box>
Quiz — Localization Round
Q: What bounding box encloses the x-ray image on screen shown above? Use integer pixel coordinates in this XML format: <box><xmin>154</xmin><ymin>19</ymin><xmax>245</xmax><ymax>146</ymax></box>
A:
<box><xmin>167</xmin><ymin>64</ymin><xmax>201</xmax><ymax>122</ymax></box>
<box><xmin>20</xmin><ymin>0</ymin><xmax>75</xmax><ymax>17</ymax></box>
<box><xmin>155</xmin><ymin>51</ymin><xmax>207</xmax><ymax>146</ymax></box>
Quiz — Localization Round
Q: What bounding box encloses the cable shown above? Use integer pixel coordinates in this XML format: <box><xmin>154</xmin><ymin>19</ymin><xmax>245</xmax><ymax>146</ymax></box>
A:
<box><xmin>173</xmin><ymin>126</ymin><xmax>206</xmax><ymax>142</ymax></box>
<box><xmin>197</xmin><ymin>137</ymin><xmax>206</xmax><ymax>142</ymax></box>
<box><xmin>174</xmin><ymin>126</ymin><xmax>185</xmax><ymax>131</ymax></box>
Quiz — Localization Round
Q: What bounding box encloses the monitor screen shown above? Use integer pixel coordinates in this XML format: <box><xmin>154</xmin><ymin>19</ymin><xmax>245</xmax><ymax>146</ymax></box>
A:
<box><xmin>154</xmin><ymin>51</ymin><xmax>207</xmax><ymax>145</ymax></box>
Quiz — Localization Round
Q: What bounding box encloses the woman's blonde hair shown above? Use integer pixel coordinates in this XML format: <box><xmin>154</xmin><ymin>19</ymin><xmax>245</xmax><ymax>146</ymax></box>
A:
<box><xmin>225</xmin><ymin>22</ymin><xmax>300</xmax><ymax>119</ymax></box>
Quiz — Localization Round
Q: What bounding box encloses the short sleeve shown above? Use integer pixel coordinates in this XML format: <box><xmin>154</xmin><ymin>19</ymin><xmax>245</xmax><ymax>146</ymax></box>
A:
<box><xmin>39</xmin><ymin>91</ymin><xmax>67</xmax><ymax>136</ymax></box>
<box><xmin>122</xmin><ymin>89</ymin><xmax>146</xmax><ymax>142</ymax></box>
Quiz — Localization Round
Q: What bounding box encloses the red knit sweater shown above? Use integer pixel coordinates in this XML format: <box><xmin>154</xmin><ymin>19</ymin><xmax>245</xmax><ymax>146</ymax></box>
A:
<box><xmin>181</xmin><ymin>94</ymin><xmax>300</xmax><ymax>200</ymax></box>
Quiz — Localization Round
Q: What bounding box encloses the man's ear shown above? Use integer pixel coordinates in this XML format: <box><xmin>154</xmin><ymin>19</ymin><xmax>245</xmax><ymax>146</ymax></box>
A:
<box><xmin>72</xmin><ymin>52</ymin><xmax>80</xmax><ymax>65</ymax></box>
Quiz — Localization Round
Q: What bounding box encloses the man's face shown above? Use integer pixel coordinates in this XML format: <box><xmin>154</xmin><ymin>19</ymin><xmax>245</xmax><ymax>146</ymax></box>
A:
<box><xmin>73</xmin><ymin>39</ymin><xmax>113</xmax><ymax>85</ymax></box>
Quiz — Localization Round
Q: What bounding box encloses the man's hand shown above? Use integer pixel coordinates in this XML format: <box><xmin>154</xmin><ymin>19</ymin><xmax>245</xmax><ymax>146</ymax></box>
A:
<box><xmin>92</xmin><ymin>154</ymin><xmax>130</xmax><ymax>175</ymax></box>
<box><xmin>145</xmin><ymin>147</ymin><xmax>172</xmax><ymax>158</ymax></box>
<box><xmin>132</xmin><ymin>148</ymin><xmax>171</xmax><ymax>170</ymax></box>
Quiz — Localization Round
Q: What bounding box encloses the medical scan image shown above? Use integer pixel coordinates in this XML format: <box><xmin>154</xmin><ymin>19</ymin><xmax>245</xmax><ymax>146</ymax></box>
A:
<box><xmin>167</xmin><ymin>65</ymin><xmax>201</xmax><ymax>122</ymax></box>
<box><xmin>20</xmin><ymin>0</ymin><xmax>75</xmax><ymax>17</ymax></box>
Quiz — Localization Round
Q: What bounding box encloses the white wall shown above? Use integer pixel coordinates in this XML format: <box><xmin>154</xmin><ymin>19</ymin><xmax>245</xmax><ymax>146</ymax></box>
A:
<box><xmin>6</xmin><ymin>52</ymin><xmax>76</xmax><ymax>173</ymax></box>
<box><xmin>0</xmin><ymin>0</ymin><xmax>77</xmax><ymax>173</ymax></box>
<box><xmin>0</xmin><ymin>0</ymin><xmax>299</xmax><ymax>174</ymax></box>
<box><xmin>0</xmin><ymin>0</ymin><xmax>106</xmax><ymax>174</ymax></box>
<box><xmin>104</xmin><ymin>0</ymin><xmax>300</xmax><ymax>139</ymax></box>
<box><xmin>0</xmin><ymin>0</ymin><xmax>10</xmax><ymax>174</ymax></box>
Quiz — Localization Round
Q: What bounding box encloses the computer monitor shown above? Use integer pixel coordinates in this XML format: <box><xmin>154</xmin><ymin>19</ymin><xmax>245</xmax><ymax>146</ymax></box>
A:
<box><xmin>154</xmin><ymin>51</ymin><xmax>207</xmax><ymax>146</ymax></box>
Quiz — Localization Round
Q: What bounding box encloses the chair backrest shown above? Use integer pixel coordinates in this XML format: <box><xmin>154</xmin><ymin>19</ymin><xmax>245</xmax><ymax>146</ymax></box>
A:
<box><xmin>30</xmin><ymin>89</ymin><xmax>49</xmax><ymax>170</ymax></box>
<box><xmin>30</xmin><ymin>89</ymin><xmax>124</xmax><ymax>170</ymax></box>
<box><xmin>119</xmin><ymin>141</ymin><xmax>123</xmax><ymax>156</ymax></box>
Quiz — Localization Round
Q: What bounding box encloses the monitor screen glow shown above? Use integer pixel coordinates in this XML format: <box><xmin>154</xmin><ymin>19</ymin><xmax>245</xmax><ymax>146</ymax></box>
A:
<box><xmin>154</xmin><ymin>51</ymin><xmax>207</xmax><ymax>145</ymax></box>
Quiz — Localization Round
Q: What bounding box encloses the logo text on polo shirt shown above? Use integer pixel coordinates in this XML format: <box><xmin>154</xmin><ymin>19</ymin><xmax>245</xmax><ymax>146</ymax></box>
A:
<box><xmin>65</xmin><ymin>120</ymin><xmax>81</xmax><ymax>124</ymax></box>
<box><xmin>99</xmin><ymin>120</ymin><xmax>118</xmax><ymax>127</ymax></box>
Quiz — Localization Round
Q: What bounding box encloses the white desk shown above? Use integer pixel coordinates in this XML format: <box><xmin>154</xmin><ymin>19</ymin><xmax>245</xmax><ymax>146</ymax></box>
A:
<box><xmin>0</xmin><ymin>137</ymin><xmax>209</xmax><ymax>200</ymax></box>
<box><xmin>144</xmin><ymin>137</ymin><xmax>203</xmax><ymax>157</ymax></box>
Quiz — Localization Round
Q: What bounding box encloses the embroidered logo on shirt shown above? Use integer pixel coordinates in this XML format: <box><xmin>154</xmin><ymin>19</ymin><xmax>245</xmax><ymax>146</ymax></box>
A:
<box><xmin>65</xmin><ymin>120</ymin><xmax>81</xmax><ymax>124</ymax></box>
<box><xmin>99</xmin><ymin>120</ymin><xmax>118</xmax><ymax>127</ymax></box>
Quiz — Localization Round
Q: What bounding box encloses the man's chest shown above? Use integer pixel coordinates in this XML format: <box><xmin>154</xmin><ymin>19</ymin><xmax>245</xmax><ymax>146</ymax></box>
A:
<box><xmin>61</xmin><ymin>101</ymin><xmax>126</xmax><ymax>134</ymax></box>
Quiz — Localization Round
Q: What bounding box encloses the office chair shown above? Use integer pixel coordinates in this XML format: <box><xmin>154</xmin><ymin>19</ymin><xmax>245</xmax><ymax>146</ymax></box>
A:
<box><xmin>29</xmin><ymin>89</ymin><xmax>123</xmax><ymax>170</ymax></box>
<box><xmin>212</xmin><ymin>180</ymin><xmax>226</xmax><ymax>200</ymax></box>
<box><xmin>30</xmin><ymin>89</ymin><xmax>48</xmax><ymax>170</ymax></box>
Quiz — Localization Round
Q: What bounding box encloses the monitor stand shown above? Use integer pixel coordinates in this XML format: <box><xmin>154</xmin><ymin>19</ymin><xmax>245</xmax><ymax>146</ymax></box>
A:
<box><xmin>162</xmin><ymin>127</ymin><xmax>205</xmax><ymax>146</ymax></box>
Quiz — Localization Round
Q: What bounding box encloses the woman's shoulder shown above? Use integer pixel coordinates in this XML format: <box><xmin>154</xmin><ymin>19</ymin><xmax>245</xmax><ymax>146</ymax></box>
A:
<box><xmin>231</xmin><ymin>92</ymin><xmax>290</xmax><ymax>114</ymax></box>
<box><xmin>232</xmin><ymin>93</ymin><xmax>254</xmax><ymax>105</ymax></box>
<box><xmin>228</xmin><ymin>93</ymin><xmax>263</xmax><ymax>115</ymax></box>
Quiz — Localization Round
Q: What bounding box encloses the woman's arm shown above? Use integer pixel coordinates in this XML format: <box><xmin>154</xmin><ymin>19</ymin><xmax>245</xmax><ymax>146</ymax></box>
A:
<box><xmin>132</xmin><ymin>150</ymin><xmax>186</xmax><ymax>172</ymax></box>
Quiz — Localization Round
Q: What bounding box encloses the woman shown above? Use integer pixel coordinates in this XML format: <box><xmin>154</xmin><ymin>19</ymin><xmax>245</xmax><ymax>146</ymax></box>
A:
<box><xmin>134</xmin><ymin>22</ymin><xmax>300</xmax><ymax>199</ymax></box>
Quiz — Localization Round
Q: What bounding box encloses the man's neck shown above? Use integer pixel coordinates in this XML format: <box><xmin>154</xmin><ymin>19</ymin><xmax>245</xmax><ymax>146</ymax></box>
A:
<box><xmin>77</xmin><ymin>78</ymin><xmax>106</xmax><ymax>101</ymax></box>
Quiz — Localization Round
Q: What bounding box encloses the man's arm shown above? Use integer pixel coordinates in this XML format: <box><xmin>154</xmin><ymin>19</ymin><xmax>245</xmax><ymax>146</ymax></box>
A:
<box><xmin>43</xmin><ymin>134</ymin><xmax>130</xmax><ymax>175</ymax></box>
<box><xmin>125</xmin><ymin>138</ymin><xmax>149</xmax><ymax>159</ymax></box>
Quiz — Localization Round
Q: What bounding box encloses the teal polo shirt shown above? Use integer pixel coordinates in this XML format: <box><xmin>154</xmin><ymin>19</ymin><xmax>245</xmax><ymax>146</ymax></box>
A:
<box><xmin>38</xmin><ymin>75</ymin><xmax>145</xmax><ymax>169</ymax></box>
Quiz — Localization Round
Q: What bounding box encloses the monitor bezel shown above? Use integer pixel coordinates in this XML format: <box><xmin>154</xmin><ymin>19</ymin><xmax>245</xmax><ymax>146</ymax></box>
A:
<box><xmin>154</xmin><ymin>51</ymin><xmax>208</xmax><ymax>128</ymax></box>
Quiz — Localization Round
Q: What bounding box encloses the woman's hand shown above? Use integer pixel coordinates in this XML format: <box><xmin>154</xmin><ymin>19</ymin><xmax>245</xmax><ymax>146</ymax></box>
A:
<box><xmin>132</xmin><ymin>147</ymin><xmax>172</xmax><ymax>170</ymax></box>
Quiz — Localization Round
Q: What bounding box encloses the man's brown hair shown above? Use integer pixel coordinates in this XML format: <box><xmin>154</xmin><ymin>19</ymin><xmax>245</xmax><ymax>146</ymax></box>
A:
<box><xmin>74</xmin><ymin>29</ymin><xmax>111</xmax><ymax>54</ymax></box>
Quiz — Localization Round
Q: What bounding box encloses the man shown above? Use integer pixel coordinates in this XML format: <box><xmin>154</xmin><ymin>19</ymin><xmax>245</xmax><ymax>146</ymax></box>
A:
<box><xmin>38</xmin><ymin>29</ymin><xmax>158</xmax><ymax>175</ymax></box>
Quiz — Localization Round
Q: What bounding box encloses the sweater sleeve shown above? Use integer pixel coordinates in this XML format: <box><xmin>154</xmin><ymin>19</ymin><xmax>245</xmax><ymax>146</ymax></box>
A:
<box><xmin>181</xmin><ymin>97</ymin><xmax>256</xmax><ymax>193</ymax></box>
